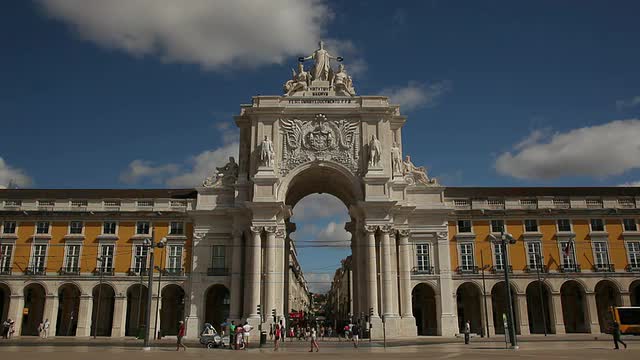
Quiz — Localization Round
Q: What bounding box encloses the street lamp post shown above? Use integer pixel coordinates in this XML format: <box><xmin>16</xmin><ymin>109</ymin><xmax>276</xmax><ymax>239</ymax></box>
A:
<box><xmin>535</xmin><ymin>253</ymin><xmax>548</xmax><ymax>336</ymax></box>
<box><xmin>490</xmin><ymin>232</ymin><xmax>518</xmax><ymax>349</ymax></box>
<box><xmin>93</xmin><ymin>256</ymin><xmax>105</xmax><ymax>339</ymax></box>
<box><xmin>153</xmin><ymin>249</ymin><xmax>164</xmax><ymax>340</ymax></box>
<box><xmin>142</xmin><ymin>230</ymin><xmax>166</xmax><ymax>350</ymax></box>
<box><xmin>480</xmin><ymin>250</ymin><xmax>490</xmax><ymax>338</ymax></box>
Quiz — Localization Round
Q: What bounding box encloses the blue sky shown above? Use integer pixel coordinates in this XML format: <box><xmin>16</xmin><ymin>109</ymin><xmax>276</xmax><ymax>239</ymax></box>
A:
<box><xmin>1</xmin><ymin>1</ymin><xmax>640</xmax><ymax>291</ymax></box>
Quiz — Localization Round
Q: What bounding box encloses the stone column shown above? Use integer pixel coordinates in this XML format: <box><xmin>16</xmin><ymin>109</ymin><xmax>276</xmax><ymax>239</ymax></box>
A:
<box><xmin>149</xmin><ymin>295</ymin><xmax>160</xmax><ymax>338</ymax></box>
<box><xmin>379</xmin><ymin>225</ymin><xmax>396</xmax><ymax>318</ymax></box>
<box><xmin>112</xmin><ymin>295</ymin><xmax>127</xmax><ymax>337</ymax></box>
<box><xmin>229</xmin><ymin>230</ymin><xmax>244</xmax><ymax>320</ymax></box>
<box><xmin>245</xmin><ymin>226</ymin><xmax>263</xmax><ymax>322</ymax></box>
<box><xmin>7</xmin><ymin>294</ymin><xmax>24</xmax><ymax>336</ymax></box>
<box><xmin>551</xmin><ymin>293</ymin><xmax>565</xmax><ymax>334</ymax></box>
<box><xmin>435</xmin><ymin>231</ymin><xmax>457</xmax><ymax>336</ymax></box>
<box><xmin>398</xmin><ymin>230</ymin><xmax>413</xmax><ymax>318</ymax></box>
<box><xmin>364</xmin><ymin>225</ymin><xmax>379</xmax><ymax>319</ymax></box>
<box><xmin>517</xmin><ymin>293</ymin><xmax>530</xmax><ymax>335</ymax></box>
<box><xmin>586</xmin><ymin>292</ymin><xmax>601</xmax><ymax>333</ymax></box>
<box><xmin>264</xmin><ymin>226</ymin><xmax>277</xmax><ymax>324</ymax></box>
<box><xmin>275</xmin><ymin>228</ymin><xmax>286</xmax><ymax>319</ymax></box>
<box><xmin>621</xmin><ymin>292</ymin><xmax>631</xmax><ymax>306</ymax></box>
<box><xmin>76</xmin><ymin>294</ymin><xmax>93</xmax><ymax>337</ymax></box>
<box><xmin>485</xmin><ymin>294</ymin><xmax>495</xmax><ymax>336</ymax></box>
<box><xmin>389</xmin><ymin>231</ymin><xmax>400</xmax><ymax>315</ymax></box>
<box><xmin>43</xmin><ymin>294</ymin><xmax>59</xmax><ymax>336</ymax></box>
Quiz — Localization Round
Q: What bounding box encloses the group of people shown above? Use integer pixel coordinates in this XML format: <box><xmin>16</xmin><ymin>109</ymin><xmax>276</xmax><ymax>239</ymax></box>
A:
<box><xmin>1</xmin><ymin>318</ymin><xmax>16</xmax><ymax>339</ymax></box>
<box><xmin>221</xmin><ymin>320</ymin><xmax>253</xmax><ymax>350</ymax></box>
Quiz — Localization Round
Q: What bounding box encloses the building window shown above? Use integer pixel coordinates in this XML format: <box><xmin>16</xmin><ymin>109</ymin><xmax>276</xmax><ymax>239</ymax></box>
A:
<box><xmin>524</xmin><ymin>219</ymin><xmax>538</xmax><ymax>232</ymax></box>
<box><xmin>31</xmin><ymin>244</ymin><xmax>47</xmax><ymax>272</ymax></box>
<box><xmin>99</xmin><ymin>244</ymin><xmax>115</xmax><ymax>271</ymax></box>
<box><xmin>169</xmin><ymin>222</ymin><xmax>184</xmax><ymax>235</ymax></box>
<box><xmin>623</xmin><ymin>219</ymin><xmax>638</xmax><ymax>232</ymax></box>
<box><xmin>559</xmin><ymin>240</ymin><xmax>577</xmax><ymax>270</ymax></box>
<box><xmin>526</xmin><ymin>242</ymin><xmax>543</xmax><ymax>270</ymax></box>
<box><xmin>557</xmin><ymin>219</ymin><xmax>572</xmax><ymax>232</ymax></box>
<box><xmin>627</xmin><ymin>242</ymin><xmax>640</xmax><ymax>269</ymax></box>
<box><xmin>493</xmin><ymin>242</ymin><xmax>506</xmax><ymax>270</ymax></box>
<box><xmin>36</xmin><ymin>221</ymin><xmax>50</xmax><ymax>234</ymax></box>
<box><xmin>490</xmin><ymin>220</ymin><xmax>505</xmax><ymax>233</ymax></box>
<box><xmin>168</xmin><ymin>245</ymin><xmax>183</xmax><ymax>270</ymax></box>
<box><xmin>2</xmin><ymin>221</ymin><xmax>16</xmax><ymax>234</ymax></box>
<box><xmin>136</xmin><ymin>221</ymin><xmax>150</xmax><ymax>235</ymax></box>
<box><xmin>211</xmin><ymin>245</ymin><xmax>225</xmax><ymax>269</ymax></box>
<box><xmin>69</xmin><ymin>221</ymin><xmax>83</xmax><ymax>234</ymax></box>
<box><xmin>64</xmin><ymin>244</ymin><xmax>81</xmax><ymax>271</ymax></box>
<box><xmin>133</xmin><ymin>245</ymin><xmax>149</xmax><ymax>273</ymax></box>
<box><xmin>459</xmin><ymin>243</ymin><xmax>475</xmax><ymax>271</ymax></box>
<box><xmin>457</xmin><ymin>220</ymin><xmax>472</xmax><ymax>233</ymax></box>
<box><xmin>590</xmin><ymin>219</ymin><xmax>605</xmax><ymax>232</ymax></box>
<box><xmin>0</xmin><ymin>244</ymin><xmax>13</xmax><ymax>272</ymax></box>
<box><xmin>416</xmin><ymin>244</ymin><xmax>430</xmax><ymax>272</ymax></box>
<box><xmin>593</xmin><ymin>241</ymin><xmax>610</xmax><ymax>269</ymax></box>
<box><xmin>103</xmin><ymin>221</ymin><xmax>117</xmax><ymax>235</ymax></box>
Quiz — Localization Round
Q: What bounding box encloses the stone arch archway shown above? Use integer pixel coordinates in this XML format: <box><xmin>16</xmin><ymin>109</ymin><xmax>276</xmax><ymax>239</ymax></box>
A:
<box><xmin>526</xmin><ymin>281</ymin><xmax>553</xmax><ymax>334</ymax></box>
<box><xmin>205</xmin><ymin>284</ymin><xmax>229</xmax><ymax>332</ymax></box>
<box><xmin>56</xmin><ymin>283</ymin><xmax>81</xmax><ymax>336</ymax></box>
<box><xmin>91</xmin><ymin>283</ymin><xmax>115</xmax><ymax>337</ymax></box>
<box><xmin>125</xmin><ymin>284</ymin><xmax>148</xmax><ymax>336</ymax></box>
<box><xmin>160</xmin><ymin>284</ymin><xmax>185</xmax><ymax>336</ymax></box>
<box><xmin>22</xmin><ymin>283</ymin><xmax>47</xmax><ymax>336</ymax></box>
<box><xmin>631</xmin><ymin>280</ymin><xmax>640</xmax><ymax>306</ymax></box>
<box><xmin>0</xmin><ymin>282</ymin><xmax>10</xmax><ymax>323</ymax></box>
<box><xmin>456</xmin><ymin>282</ymin><xmax>483</xmax><ymax>335</ymax></box>
<box><xmin>490</xmin><ymin>282</ymin><xmax>520</xmax><ymax>335</ymax></box>
<box><xmin>412</xmin><ymin>283</ymin><xmax>438</xmax><ymax>335</ymax></box>
<box><xmin>560</xmin><ymin>280</ymin><xmax>589</xmax><ymax>333</ymax></box>
<box><xmin>594</xmin><ymin>280</ymin><xmax>621</xmax><ymax>333</ymax></box>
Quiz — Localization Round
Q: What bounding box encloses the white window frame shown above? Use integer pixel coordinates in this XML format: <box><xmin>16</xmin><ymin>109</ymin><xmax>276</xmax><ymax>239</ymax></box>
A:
<box><xmin>131</xmin><ymin>243</ymin><xmax>149</xmax><ymax>273</ymax></box>
<box><xmin>589</xmin><ymin>218</ymin><xmax>606</xmax><ymax>232</ymax></box>
<box><xmin>35</xmin><ymin>221</ymin><xmax>51</xmax><ymax>235</ymax></box>
<box><xmin>29</xmin><ymin>241</ymin><xmax>49</xmax><ymax>273</ymax></box>
<box><xmin>592</xmin><ymin>241</ymin><xmax>611</xmax><ymax>269</ymax></box>
<box><xmin>490</xmin><ymin>219</ymin><xmax>506</xmax><ymax>234</ymax></box>
<box><xmin>526</xmin><ymin>241</ymin><xmax>543</xmax><ymax>270</ymax></box>
<box><xmin>557</xmin><ymin>239</ymin><xmax>578</xmax><ymax>270</ymax></box>
<box><xmin>622</xmin><ymin>218</ymin><xmax>638</xmax><ymax>232</ymax></box>
<box><xmin>556</xmin><ymin>219</ymin><xmax>573</xmax><ymax>233</ymax></box>
<box><xmin>415</xmin><ymin>243</ymin><xmax>431</xmax><ymax>273</ymax></box>
<box><xmin>523</xmin><ymin>219</ymin><xmax>539</xmax><ymax>233</ymax></box>
<box><xmin>1</xmin><ymin>221</ymin><xmax>18</xmax><ymax>235</ymax></box>
<box><xmin>166</xmin><ymin>244</ymin><xmax>184</xmax><ymax>271</ymax></box>
<box><xmin>169</xmin><ymin>221</ymin><xmax>185</xmax><ymax>235</ymax></box>
<box><xmin>626</xmin><ymin>241</ymin><xmax>640</xmax><ymax>270</ymax></box>
<box><xmin>135</xmin><ymin>221</ymin><xmax>151</xmax><ymax>235</ymax></box>
<box><xmin>63</xmin><ymin>242</ymin><xmax>82</xmax><ymax>272</ymax></box>
<box><xmin>0</xmin><ymin>242</ymin><xmax>15</xmax><ymax>272</ymax></box>
<box><xmin>98</xmin><ymin>243</ymin><xmax>116</xmax><ymax>272</ymax></box>
<box><xmin>457</xmin><ymin>220</ymin><xmax>473</xmax><ymax>234</ymax></box>
<box><xmin>458</xmin><ymin>242</ymin><xmax>475</xmax><ymax>272</ymax></box>
<box><xmin>102</xmin><ymin>221</ymin><xmax>118</xmax><ymax>235</ymax></box>
<box><xmin>491</xmin><ymin>240</ymin><xmax>507</xmax><ymax>271</ymax></box>
<box><xmin>210</xmin><ymin>244</ymin><xmax>226</xmax><ymax>270</ymax></box>
<box><xmin>68</xmin><ymin>220</ymin><xmax>84</xmax><ymax>235</ymax></box>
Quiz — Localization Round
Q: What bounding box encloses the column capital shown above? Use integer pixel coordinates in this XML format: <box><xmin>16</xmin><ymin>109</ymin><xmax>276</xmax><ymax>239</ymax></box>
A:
<box><xmin>364</xmin><ymin>225</ymin><xmax>378</xmax><ymax>234</ymax></box>
<box><xmin>398</xmin><ymin>229</ymin><xmax>411</xmax><ymax>237</ymax></box>
<box><xmin>275</xmin><ymin>228</ymin><xmax>286</xmax><ymax>238</ymax></box>
<box><xmin>379</xmin><ymin>225</ymin><xmax>393</xmax><ymax>234</ymax></box>
<box><xmin>436</xmin><ymin>231</ymin><xmax>448</xmax><ymax>241</ymax></box>
<box><xmin>249</xmin><ymin>226</ymin><xmax>263</xmax><ymax>235</ymax></box>
<box><xmin>264</xmin><ymin>226</ymin><xmax>277</xmax><ymax>234</ymax></box>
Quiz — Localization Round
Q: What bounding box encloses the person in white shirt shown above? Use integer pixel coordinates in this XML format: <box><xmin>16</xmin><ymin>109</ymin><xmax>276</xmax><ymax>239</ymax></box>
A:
<box><xmin>242</xmin><ymin>322</ymin><xmax>253</xmax><ymax>348</ymax></box>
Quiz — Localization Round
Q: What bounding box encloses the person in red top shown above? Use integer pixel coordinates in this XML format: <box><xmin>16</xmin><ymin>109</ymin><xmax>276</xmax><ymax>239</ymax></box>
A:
<box><xmin>273</xmin><ymin>324</ymin><xmax>281</xmax><ymax>351</ymax></box>
<box><xmin>176</xmin><ymin>320</ymin><xmax>187</xmax><ymax>351</ymax></box>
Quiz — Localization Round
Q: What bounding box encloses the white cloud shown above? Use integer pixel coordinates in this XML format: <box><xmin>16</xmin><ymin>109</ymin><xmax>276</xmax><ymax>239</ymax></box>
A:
<box><xmin>119</xmin><ymin>160</ymin><xmax>180</xmax><ymax>185</ymax></box>
<box><xmin>37</xmin><ymin>0</ymin><xmax>333</xmax><ymax>70</ymax></box>
<box><xmin>305</xmin><ymin>272</ymin><xmax>333</xmax><ymax>293</ymax></box>
<box><xmin>0</xmin><ymin>157</ymin><xmax>33</xmax><ymax>188</ymax></box>
<box><xmin>495</xmin><ymin>119</ymin><xmax>640</xmax><ymax>180</ymax></box>
<box><xmin>620</xmin><ymin>181</ymin><xmax>640</xmax><ymax>187</ymax></box>
<box><xmin>165</xmin><ymin>142</ymin><xmax>239</xmax><ymax>187</ymax></box>
<box><xmin>292</xmin><ymin>194</ymin><xmax>347</xmax><ymax>221</ymax></box>
<box><xmin>616</xmin><ymin>96</ymin><xmax>640</xmax><ymax>110</ymax></box>
<box><xmin>381</xmin><ymin>80</ymin><xmax>452</xmax><ymax>111</ymax></box>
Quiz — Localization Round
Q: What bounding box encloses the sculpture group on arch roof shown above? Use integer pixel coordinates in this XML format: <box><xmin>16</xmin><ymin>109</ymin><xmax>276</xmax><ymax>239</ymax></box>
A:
<box><xmin>283</xmin><ymin>40</ymin><xmax>356</xmax><ymax>97</ymax></box>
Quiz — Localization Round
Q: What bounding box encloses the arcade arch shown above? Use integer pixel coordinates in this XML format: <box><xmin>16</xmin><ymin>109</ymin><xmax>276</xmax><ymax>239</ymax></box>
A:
<box><xmin>204</xmin><ymin>284</ymin><xmax>229</xmax><ymax>332</ymax></box>
<box><xmin>456</xmin><ymin>282</ymin><xmax>482</xmax><ymax>335</ymax></box>
<box><xmin>525</xmin><ymin>281</ymin><xmax>553</xmax><ymax>334</ymax></box>
<box><xmin>91</xmin><ymin>283</ymin><xmax>115</xmax><ymax>336</ymax></box>
<box><xmin>412</xmin><ymin>283</ymin><xmax>438</xmax><ymax>335</ymax></box>
<box><xmin>491</xmin><ymin>282</ymin><xmax>520</xmax><ymax>335</ymax></box>
<box><xmin>0</xmin><ymin>282</ymin><xmax>9</xmax><ymax>323</ymax></box>
<box><xmin>22</xmin><ymin>283</ymin><xmax>46</xmax><ymax>336</ymax></box>
<box><xmin>631</xmin><ymin>280</ymin><xmax>640</xmax><ymax>306</ymax></box>
<box><xmin>594</xmin><ymin>280</ymin><xmax>621</xmax><ymax>333</ymax></box>
<box><xmin>560</xmin><ymin>280</ymin><xmax>589</xmax><ymax>333</ymax></box>
<box><xmin>160</xmin><ymin>284</ymin><xmax>185</xmax><ymax>336</ymax></box>
<box><xmin>56</xmin><ymin>283</ymin><xmax>81</xmax><ymax>336</ymax></box>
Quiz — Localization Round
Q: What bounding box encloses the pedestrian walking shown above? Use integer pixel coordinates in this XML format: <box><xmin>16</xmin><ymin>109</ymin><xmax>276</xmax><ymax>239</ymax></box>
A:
<box><xmin>320</xmin><ymin>325</ymin><xmax>325</xmax><ymax>341</ymax></box>
<box><xmin>242</xmin><ymin>321</ymin><xmax>253</xmax><ymax>348</ymax></box>
<box><xmin>351</xmin><ymin>323</ymin><xmax>360</xmax><ymax>348</ymax></box>
<box><xmin>309</xmin><ymin>327</ymin><xmax>319</xmax><ymax>352</ymax></box>
<box><xmin>235</xmin><ymin>324</ymin><xmax>244</xmax><ymax>350</ymax></box>
<box><xmin>38</xmin><ymin>322</ymin><xmax>44</xmax><ymax>338</ymax></box>
<box><xmin>269</xmin><ymin>324</ymin><xmax>274</xmax><ymax>340</ymax></box>
<box><xmin>2</xmin><ymin>319</ymin><xmax>10</xmax><ymax>339</ymax></box>
<box><xmin>8</xmin><ymin>320</ymin><xmax>15</xmax><ymax>338</ymax></box>
<box><xmin>273</xmin><ymin>324</ymin><xmax>281</xmax><ymax>351</ymax></box>
<box><xmin>464</xmin><ymin>320</ymin><xmax>470</xmax><ymax>345</ymax></box>
<box><xmin>176</xmin><ymin>320</ymin><xmax>187</xmax><ymax>351</ymax></box>
<box><xmin>611</xmin><ymin>320</ymin><xmax>627</xmax><ymax>350</ymax></box>
<box><xmin>229</xmin><ymin>320</ymin><xmax>236</xmax><ymax>349</ymax></box>
<box><xmin>43</xmin><ymin>319</ymin><xmax>50</xmax><ymax>339</ymax></box>
<box><xmin>288</xmin><ymin>327</ymin><xmax>295</xmax><ymax>341</ymax></box>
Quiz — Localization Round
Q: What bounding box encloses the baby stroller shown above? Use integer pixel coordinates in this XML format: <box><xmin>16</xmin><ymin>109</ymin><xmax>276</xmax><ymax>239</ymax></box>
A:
<box><xmin>199</xmin><ymin>323</ymin><xmax>228</xmax><ymax>349</ymax></box>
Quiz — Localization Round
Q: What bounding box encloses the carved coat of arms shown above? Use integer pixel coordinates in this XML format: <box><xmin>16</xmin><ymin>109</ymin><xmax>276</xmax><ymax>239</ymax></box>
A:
<box><xmin>280</xmin><ymin>114</ymin><xmax>360</xmax><ymax>175</ymax></box>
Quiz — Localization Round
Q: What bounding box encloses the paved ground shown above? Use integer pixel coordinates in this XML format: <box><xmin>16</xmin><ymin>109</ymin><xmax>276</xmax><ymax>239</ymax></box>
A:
<box><xmin>0</xmin><ymin>336</ymin><xmax>637</xmax><ymax>359</ymax></box>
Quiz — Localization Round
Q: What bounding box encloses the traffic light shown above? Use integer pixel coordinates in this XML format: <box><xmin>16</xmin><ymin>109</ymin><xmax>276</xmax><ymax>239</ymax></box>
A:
<box><xmin>257</xmin><ymin>304</ymin><xmax>261</xmax><ymax>315</ymax></box>
<box><xmin>369</xmin><ymin>307</ymin><xmax>374</xmax><ymax>318</ymax></box>
<box><xmin>272</xmin><ymin>308</ymin><xmax>276</xmax><ymax>323</ymax></box>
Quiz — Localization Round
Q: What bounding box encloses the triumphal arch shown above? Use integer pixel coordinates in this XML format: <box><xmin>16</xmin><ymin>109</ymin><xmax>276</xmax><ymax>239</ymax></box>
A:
<box><xmin>189</xmin><ymin>42</ymin><xmax>455</xmax><ymax>338</ymax></box>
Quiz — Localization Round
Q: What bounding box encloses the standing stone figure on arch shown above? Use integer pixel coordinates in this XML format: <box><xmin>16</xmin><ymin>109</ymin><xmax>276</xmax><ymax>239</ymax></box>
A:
<box><xmin>260</xmin><ymin>136</ymin><xmax>275</xmax><ymax>167</ymax></box>
<box><xmin>368</xmin><ymin>135</ymin><xmax>382</xmax><ymax>168</ymax></box>
<box><xmin>299</xmin><ymin>40</ymin><xmax>342</xmax><ymax>82</ymax></box>
<box><xmin>391</xmin><ymin>142</ymin><xmax>402</xmax><ymax>175</ymax></box>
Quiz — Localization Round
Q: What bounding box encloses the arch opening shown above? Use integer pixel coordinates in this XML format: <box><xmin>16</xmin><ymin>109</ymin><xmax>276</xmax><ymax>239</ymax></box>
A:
<box><xmin>525</xmin><ymin>281</ymin><xmax>553</xmax><ymax>334</ymax></box>
<box><xmin>595</xmin><ymin>280</ymin><xmax>621</xmax><ymax>333</ymax></box>
<box><xmin>490</xmin><ymin>282</ymin><xmax>520</xmax><ymax>335</ymax></box>
<box><xmin>91</xmin><ymin>283</ymin><xmax>115</xmax><ymax>336</ymax></box>
<box><xmin>125</xmin><ymin>284</ymin><xmax>148</xmax><ymax>336</ymax></box>
<box><xmin>0</xmin><ymin>283</ymin><xmax>9</xmax><ymax>324</ymax></box>
<box><xmin>560</xmin><ymin>280</ymin><xmax>589</xmax><ymax>333</ymax></box>
<box><xmin>456</xmin><ymin>282</ymin><xmax>483</xmax><ymax>335</ymax></box>
<box><xmin>204</xmin><ymin>284</ymin><xmax>229</xmax><ymax>332</ymax></box>
<box><xmin>160</xmin><ymin>284</ymin><xmax>185</xmax><ymax>336</ymax></box>
<box><xmin>56</xmin><ymin>283</ymin><xmax>81</xmax><ymax>336</ymax></box>
<box><xmin>21</xmin><ymin>283</ymin><xmax>46</xmax><ymax>336</ymax></box>
<box><xmin>412</xmin><ymin>283</ymin><xmax>438</xmax><ymax>335</ymax></box>
<box><xmin>631</xmin><ymin>280</ymin><xmax>640</xmax><ymax>307</ymax></box>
